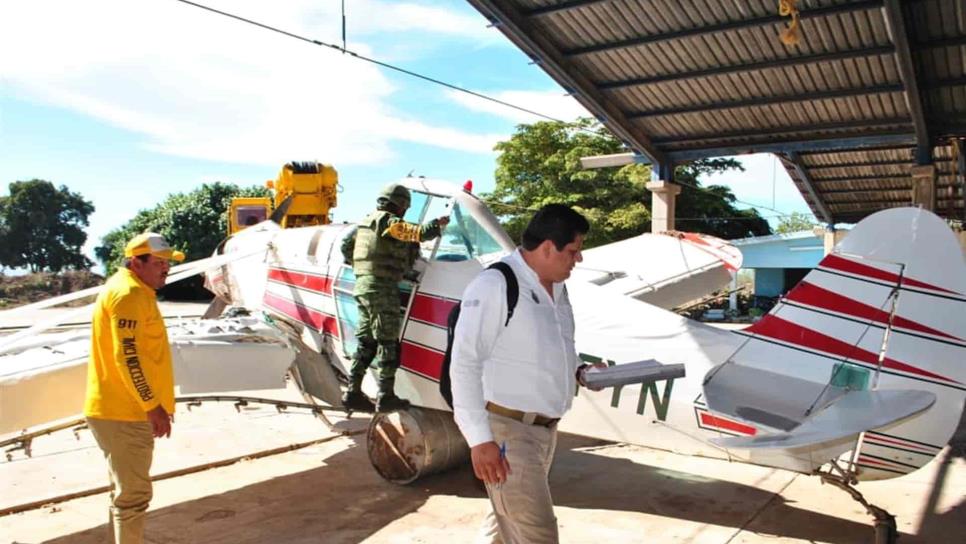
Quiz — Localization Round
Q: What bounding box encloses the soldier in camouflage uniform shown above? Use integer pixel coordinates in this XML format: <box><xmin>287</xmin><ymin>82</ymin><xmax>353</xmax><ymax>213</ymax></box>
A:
<box><xmin>340</xmin><ymin>183</ymin><xmax>449</xmax><ymax>412</ymax></box>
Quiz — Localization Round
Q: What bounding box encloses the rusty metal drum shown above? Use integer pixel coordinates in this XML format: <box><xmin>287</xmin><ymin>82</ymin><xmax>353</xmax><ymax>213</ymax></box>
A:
<box><xmin>366</xmin><ymin>407</ymin><xmax>469</xmax><ymax>484</ymax></box>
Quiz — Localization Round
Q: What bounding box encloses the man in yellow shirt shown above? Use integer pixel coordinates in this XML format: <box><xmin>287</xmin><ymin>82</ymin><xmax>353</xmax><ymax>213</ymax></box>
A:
<box><xmin>84</xmin><ymin>232</ymin><xmax>184</xmax><ymax>544</ymax></box>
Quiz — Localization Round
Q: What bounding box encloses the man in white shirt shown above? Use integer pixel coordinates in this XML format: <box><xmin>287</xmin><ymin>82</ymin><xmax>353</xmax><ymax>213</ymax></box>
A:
<box><xmin>450</xmin><ymin>204</ymin><xmax>601</xmax><ymax>544</ymax></box>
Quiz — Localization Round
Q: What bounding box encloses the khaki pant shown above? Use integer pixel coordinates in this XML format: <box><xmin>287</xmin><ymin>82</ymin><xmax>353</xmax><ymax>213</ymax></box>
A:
<box><xmin>477</xmin><ymin>413</ymin><xmax>559</xmax><ymax>544</ymax></box>
<box><xmin>86</xmin><ymin>417</ymin><xmax>154</xmax><ymax>544</ymax></box>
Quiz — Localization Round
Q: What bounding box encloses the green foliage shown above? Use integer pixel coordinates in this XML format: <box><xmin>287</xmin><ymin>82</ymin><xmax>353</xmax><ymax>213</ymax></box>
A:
<box><xmin>0</xmin><ymin>180</ymin><xmax>94</xmax><ymax>272</ymax></box>
<box><xmin>488</xmin><ymin>119</ymin><xmax>771</xmax><ymax>245</ymax></box>
<box><xmin>775</xmin><ymin>211</ymin><xmax>818</xmax><ymax>234</ymax></box>
<box><xmin>675</xmin><ymin>160</ymin><xmax>773</xmax><ymax>240</ymax></box>
<box><xmin>96</xmin><ymin>183</ymin><xmax>268</xmax><ymax>275</ymax></box>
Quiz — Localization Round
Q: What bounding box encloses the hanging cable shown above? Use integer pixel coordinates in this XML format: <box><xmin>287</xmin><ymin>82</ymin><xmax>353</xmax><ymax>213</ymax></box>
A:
<box><xmin>170</xmin><ymin>0</ymin><xmax>799</xmax><ymax>221</ymax></box>
<box><xmin>173</xmin><ymin>0</ymin><xmax>573</xmax><ymax>124</ymax></box>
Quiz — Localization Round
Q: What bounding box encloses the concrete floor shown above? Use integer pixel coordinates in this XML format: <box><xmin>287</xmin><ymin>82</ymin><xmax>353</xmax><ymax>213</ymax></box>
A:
<box><xmin>2</xmin><ymin>305</ymin><xmax>963</xmax><ymax>543</ymax></box>
<box><xmin>1</xmin><ymin>382</ymin><xmax>963</xmax><ymax>544</ymax></box>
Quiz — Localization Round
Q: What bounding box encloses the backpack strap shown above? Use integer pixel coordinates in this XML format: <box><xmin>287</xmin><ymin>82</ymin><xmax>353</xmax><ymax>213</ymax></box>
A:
<box><xmin>487</xmin><ymin>262</ymin><xmax>518</xmax><ymax>326</ymax></box>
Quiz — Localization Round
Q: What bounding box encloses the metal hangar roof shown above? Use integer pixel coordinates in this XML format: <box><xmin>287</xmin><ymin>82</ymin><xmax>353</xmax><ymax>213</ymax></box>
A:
<box><xmin>465</xmin><ymin>0</ymin><xmax>965</xmax><ymax>224</ymax></box>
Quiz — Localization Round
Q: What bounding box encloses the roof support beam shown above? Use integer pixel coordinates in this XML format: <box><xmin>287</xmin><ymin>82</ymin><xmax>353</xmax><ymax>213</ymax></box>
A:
<box><xmin>813</xmin><ymin>175</ymin><xmax>929</xmax><ymax>184</ymax></box>
<box><xmin>930</xmin><ymin>76</ymin><xmax>966</xmax><ymax>89</ymax></box>
<box><xmin>562</xmin><ymin>0</ymin><xmax>883</xmax><ymax>57</ymax></box>
<box><xmin>917</xmin><ymin>35</ymin><xmax>966</xmax><ymax>49</ymax></box>
<box><xmin>598</xmin><ymin>46</ymin><xmax>895</xmax><ymax>91</ymax></box>
<box><xmin>626</xmin><ymin>84</ymin><xmax>904</xmax><ymax>119</ymax></box>
<box><xmin>821</xmin><ymin>187</ymin><xmax>912</xmax><ymax>195</ymax></box>
<box><xmin>805</xmin><ymin>159</ymin><xmax>952</xmax><ymax>170</ymax></box>
<box><xmin>464</xmin><ymin>0</ymin><xmax>667</xmax><ymax>166</ymax></box>
<box><xmin>666</xmin><ymin>134</ymin><xmax>917</xmax><ymax>162</ymax></box>
<box><xmin>526</xmin><ymin>0</ymin><xmax>610</xmax><ymax>18</ymax></box>
<box><xmin>882</xmin><ymin>0</ymin><xmax>931</xmax><ymax>164</ymax></box>
<box><xmin>797</xmin><ymin>143</ymin><xmax>915</xmax><ymax>157</ymax></box>
<box><xmin>822</xmin><ymin>185</ymin><xmax>959</xmax><ymax>196</ymax></box>
<box><xmin>814</xmin><ymin>172</ymin><xmax>954</xmax><ymax>182</ymax></box>
<box><xmin>785</xmin><ymin>152</ymin><xmax>833</xmax><ymax>225</ymax></box>
<box><xmin>652</xmin><ymin>118</ymin><xmax>912</xmax><ymax>146</ymax></box>
<box><xmin>830</xmin><ymin>198</ymin><xmax>961</xmax><ymax>206</ymax></box>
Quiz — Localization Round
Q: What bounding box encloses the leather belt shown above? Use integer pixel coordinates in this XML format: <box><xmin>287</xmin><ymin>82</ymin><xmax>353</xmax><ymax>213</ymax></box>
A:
<box><xmin>485</xmin><ymin>401</ymin><xmax>559</xmax><ymax>428</ymax></box>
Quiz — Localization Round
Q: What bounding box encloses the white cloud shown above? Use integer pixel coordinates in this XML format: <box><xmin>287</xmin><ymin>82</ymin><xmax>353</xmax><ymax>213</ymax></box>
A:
<box><xmin>342</xmin><ymin>1</ymin><xmax>501</xmax><ymax>44</ymax></box>
<box><xmin>0</xmin><ymin>0</ymin><xmax>503</xmax><ymax>166</ymax></box>
<box><xmin>445</xmin><ymin>89</ymin><xmax>591</xmax><ymax>124</ymax></box>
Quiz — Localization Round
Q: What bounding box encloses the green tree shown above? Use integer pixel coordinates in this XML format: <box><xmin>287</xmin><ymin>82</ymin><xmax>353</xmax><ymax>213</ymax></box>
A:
<box><xmin>96</xmin><ymin>182</ymin><xmax>268</xmax><ymax>274</ymax></box>
<box><xmin>0</xmin><ymin>180</ymin><xmax>94</xmax><ymax>272</ymax></box>
<box><xmin>775</xmin><ymin>211</ymin><xmax>818</xmax><ymax>234</ymax></box>
<box><xmin>488</xmin><ymin>119</ymin><xmax>771</xmax><ymax>245</ymax></box>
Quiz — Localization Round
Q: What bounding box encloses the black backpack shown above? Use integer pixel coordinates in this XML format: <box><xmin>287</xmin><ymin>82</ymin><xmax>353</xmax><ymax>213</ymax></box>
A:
<box><xmin>439</xmin><ymin>262</ymin><xmax>518</xmax><ymax>408</ymax></box>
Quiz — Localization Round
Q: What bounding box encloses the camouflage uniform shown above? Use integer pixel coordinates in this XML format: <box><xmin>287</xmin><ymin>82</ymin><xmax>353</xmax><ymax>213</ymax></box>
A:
<box><xmin>341</xmin><ymin>184</ymin><xmax>443</xmax><ymax>412</ymax></box>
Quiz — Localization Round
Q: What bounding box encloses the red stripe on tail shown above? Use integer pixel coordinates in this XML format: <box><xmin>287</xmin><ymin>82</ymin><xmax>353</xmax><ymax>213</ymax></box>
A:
<box><xmin>786</xmin><ymin>282</ymin><xmax>961</xmax><ymax>341</ymax></box>
<box><xmin>747</xmin><ymin>316</ymin><xmax>959</xmax><ymax>384</ymax></box>
<box><xmin>821</xmin><ymin>254</ymin><xmax>957</xmax><ymax>294</ymax></box>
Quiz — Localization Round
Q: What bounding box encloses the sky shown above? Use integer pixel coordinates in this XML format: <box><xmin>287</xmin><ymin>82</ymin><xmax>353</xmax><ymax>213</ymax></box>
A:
<box><xmin>0</xmin><ymin>0</ymin><xmax>815</xmax><ymax>270</ymax></box>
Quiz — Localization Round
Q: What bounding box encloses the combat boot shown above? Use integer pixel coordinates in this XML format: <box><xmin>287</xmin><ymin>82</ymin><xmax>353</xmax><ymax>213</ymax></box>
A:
<box><xmin>375</xmin><ymin>373</ymin><xmax>410</xmax><ymax>412</ymax></box>
<box><xmin>341</xmin><ymin>389</ymin><xmax>375</xmax><ymax>413</ymax></box>
<box><xmin>375</xmin><ymin>393</ymin><xmax>410</xmax><ymax>412</ymax></box>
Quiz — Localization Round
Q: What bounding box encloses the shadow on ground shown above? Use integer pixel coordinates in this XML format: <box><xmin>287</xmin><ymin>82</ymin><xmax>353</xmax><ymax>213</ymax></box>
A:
<box><xmin>41</xmin><ymin>428</ymin><xmax>949</xmax><ymax>544</ymax></box>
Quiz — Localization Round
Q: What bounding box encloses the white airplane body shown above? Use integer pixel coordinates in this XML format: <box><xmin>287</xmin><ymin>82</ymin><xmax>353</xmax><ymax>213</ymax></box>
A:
<box><xmin>203</xmin><ymin>178</ymin><xmax>965</xmax><ymax>484</ymax></box>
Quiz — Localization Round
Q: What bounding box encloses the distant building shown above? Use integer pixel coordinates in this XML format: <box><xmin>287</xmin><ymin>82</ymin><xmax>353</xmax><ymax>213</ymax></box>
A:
<box><xmin>732</xmin><ymin>230</ymin><xmax>825</xmax><ymax>299</ymax></box>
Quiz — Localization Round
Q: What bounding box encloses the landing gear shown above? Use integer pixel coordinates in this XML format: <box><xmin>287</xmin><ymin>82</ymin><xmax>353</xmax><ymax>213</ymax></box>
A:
<box><xmin>819</xmin><ymin>464</ymin><xmax>897</xmax><ymax>544</ymax></box>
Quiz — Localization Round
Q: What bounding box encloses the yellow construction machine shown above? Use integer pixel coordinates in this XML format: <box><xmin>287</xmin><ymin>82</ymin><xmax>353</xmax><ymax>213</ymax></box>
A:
<box><xmin>227</xmin><ymin>162</ymin><xmax>338</xmax><ymax>234</ymax></box>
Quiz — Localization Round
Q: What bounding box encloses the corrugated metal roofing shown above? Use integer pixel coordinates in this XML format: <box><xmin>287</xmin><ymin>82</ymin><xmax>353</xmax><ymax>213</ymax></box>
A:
<box><xmin>467</xmin><ymin>0</ymin><xmax>965</xmax><ymax>224</ymax></box>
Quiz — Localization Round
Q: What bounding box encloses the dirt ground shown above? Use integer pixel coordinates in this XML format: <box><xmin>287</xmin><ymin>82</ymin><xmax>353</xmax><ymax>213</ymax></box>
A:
<box><xmin>0</xmin><ymin>271</ymin><xmax>103</xmax><ymax>310</ymax></box>
<box><xmin>2</xmin><ymin>383</ymin><xmax>963</xmax><ymax>544</ymax></box>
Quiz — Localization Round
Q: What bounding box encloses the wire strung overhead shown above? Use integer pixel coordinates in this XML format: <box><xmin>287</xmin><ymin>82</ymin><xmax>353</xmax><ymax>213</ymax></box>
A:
<box><xmin>171</xmin><ymin>0</ymin><xmax>802</xmax><ymax>222</ymax></box>
<box><xmin>174</xmin><ymin>0</ymin><xmax>572</xmax><ymax>125</ymax></box>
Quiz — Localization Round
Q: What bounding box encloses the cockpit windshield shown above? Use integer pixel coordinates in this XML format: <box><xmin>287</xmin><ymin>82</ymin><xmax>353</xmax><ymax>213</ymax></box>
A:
<box><xmin>403</xmin><ymin>190</ymin><xmax>504</xmax><ymax>261</ymax></box>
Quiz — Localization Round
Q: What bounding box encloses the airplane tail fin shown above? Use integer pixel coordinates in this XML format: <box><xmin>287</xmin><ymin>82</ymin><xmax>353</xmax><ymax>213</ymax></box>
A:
<box><xmin>703</xmin><ymin>208</ymin><xmax>965</xmax><ymax>480</ymax></box>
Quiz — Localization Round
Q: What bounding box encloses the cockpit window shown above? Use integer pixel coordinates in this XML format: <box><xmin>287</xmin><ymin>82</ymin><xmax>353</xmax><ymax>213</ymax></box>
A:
<box><xmin>403</xmin><ymin>190</ymin><xmax>429</xmax><ymax>224</ymax></box>
<box><xmin>405</xmin><ymin>190</ymin><xmax>503</xmax><ymax>261</ymax></box>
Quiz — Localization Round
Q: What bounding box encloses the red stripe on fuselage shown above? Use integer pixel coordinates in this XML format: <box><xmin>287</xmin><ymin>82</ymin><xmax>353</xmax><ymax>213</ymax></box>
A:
<box><xmin>400</xmin><ymin>341</ymin><xmax>444</xmax><ymax>381</ymax></box>
<box><xmin>821</xmin><ymin>254</ymin><xmax>957</xmax><ymax>294</ymax></box>
<box><xmin>263</xmin><ymin>292</ymin><xmax>339</xmax><ymax>336</ymax></box>
<box><xmin>746</xmin><ymin>316</ymin><xmax>959</xmax><ymax>384</ymax></box>
<box><xmin>786</xmin><ymin>282</ymin><xmax>960</xmax><ymax>341</ymax></box>
<box><xmin>699</xmin><ymin>412</ymin><xmax>757</xmax><ymax>435</ymax></box>
<box><xmin>409</xmin><ymin>293</ymin><xmax>458</xmax><ymax>328</ymax></box>
<box><xmin>267</xmin><ymin>268</ymin><xmax>334</xmax><ymax>295</ymax></box>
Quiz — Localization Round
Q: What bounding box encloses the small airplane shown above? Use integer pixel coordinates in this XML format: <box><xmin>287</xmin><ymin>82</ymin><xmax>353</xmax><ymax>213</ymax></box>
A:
<box><xmin>188</xmin><ymin>177</ymin><xmax>966</xmax><ymax>540</ymax></box>
<box><xmin>1</xmin><ymin>177</ymin><xmax>962</xmax><ymax>542</ymax></box>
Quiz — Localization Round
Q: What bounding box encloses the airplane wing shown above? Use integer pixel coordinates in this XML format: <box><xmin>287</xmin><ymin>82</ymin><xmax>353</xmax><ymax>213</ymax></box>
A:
<box><xmin>571</xmin><ymin>231</ymin><xmax>742</xmax><ymax>309</ymax></box>
<box><xmin>710</xmin><ymin>389</ymin><xmax>935</xmax><ymax>450</ymax></box>
<box><xmin>0</xmin><ymin>246</ymin><xmax>269</xmax><ymax>355</ymax></box>
<box><xmin>0</xmin><ymin>317</ymin><xmax>296</xmax><ymax>436</ymax></box>
<box><xmin>0</xmin><ymin>241</ymin><xmax>282</xmax><ymax>436</ymax></box>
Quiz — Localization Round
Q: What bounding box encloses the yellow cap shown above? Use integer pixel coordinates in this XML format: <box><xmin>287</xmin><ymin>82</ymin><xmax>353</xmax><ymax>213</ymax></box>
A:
<box><xmin>124</xmin><ymin>232</ymin><xmax>185</xmax><ymax>262</ymax></box>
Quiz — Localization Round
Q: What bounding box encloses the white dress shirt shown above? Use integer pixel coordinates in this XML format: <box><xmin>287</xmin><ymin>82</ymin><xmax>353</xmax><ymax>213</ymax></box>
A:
<box><xmin>450</xmin><ymin>249</ymin><xmax>580</xmax><ymax>447</ymax></box>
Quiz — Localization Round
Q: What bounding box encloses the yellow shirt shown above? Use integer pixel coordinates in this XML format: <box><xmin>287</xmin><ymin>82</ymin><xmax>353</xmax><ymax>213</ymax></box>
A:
<box><xmin>84</xmin><ymin>268</ymin><xmax>176</xmax><ymax>421</ymax></box>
